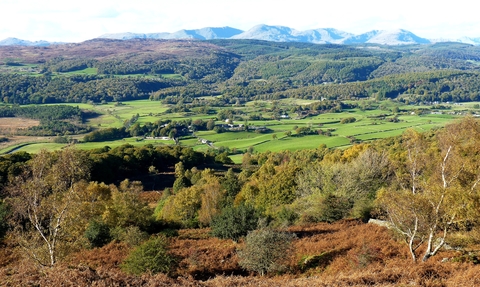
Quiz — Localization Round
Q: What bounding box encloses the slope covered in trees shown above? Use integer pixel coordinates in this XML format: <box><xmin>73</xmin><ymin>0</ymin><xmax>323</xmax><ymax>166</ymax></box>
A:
<box><xmin>1</xmin><ymin>39</ymin><xmax>480</xmax><ymax>106</ymax></box>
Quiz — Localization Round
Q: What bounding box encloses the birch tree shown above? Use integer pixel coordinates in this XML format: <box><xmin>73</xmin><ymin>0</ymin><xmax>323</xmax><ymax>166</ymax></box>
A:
<box><xmin>379</xmin><ymin>118</ymin><xmax>480</xmax><ymax>262</ymax></box>
<box><xmin>7</xmin><ymin>148</ymin><xmax>91</xmax><ymax>266</ymax></box>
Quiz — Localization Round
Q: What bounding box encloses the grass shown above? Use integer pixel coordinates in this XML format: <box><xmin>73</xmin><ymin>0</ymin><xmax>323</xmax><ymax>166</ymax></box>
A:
<box><xmin>11</xmin><ymin>143</ymin><xmax>65</xmax><ymax>153</ymax></box>
<box><xmin>62</xmin><ymin>67</ymin><xmax>98</xmax><ymax>76</ymax></box>
<box><xmin>0</xmin><ymin>98</ymin><xmax>470</xmax><ymax>157</ymax></box>
<box><xmin>160</xmin><ymin>73</ymin><xmax>184</xmax><ymax>80</ymax></box>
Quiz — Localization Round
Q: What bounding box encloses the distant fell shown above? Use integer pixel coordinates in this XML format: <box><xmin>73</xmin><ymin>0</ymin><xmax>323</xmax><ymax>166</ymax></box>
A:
<box><xmin>2</xmin><ymin>24</ymin><xmax>480</xmax><ymax>46</ymax></box>
<box><xmin>99</xmin><ymin>26</ymin><xmax>243</xmax><ymax>41</ymax></box>
<box><xmin>0</xmin><ymin>37</ymin><xmax>54</xmax><ymax>47</ymax></box>
<box><xmin>98</xmin><ymin>25</ymin><xmax>434</xmax><ymax>45</ymax></box>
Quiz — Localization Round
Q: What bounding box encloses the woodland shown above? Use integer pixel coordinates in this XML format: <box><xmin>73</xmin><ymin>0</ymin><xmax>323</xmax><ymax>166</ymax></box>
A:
<box><xmin>1</xmin><ymin>39</ymin><xmax>480</xmax><ymax>286</ymax></box>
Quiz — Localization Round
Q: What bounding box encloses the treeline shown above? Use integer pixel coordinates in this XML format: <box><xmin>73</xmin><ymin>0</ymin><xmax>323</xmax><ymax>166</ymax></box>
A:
<box><xmin>40</xmin><ymin>50</ymin><xmax>240</xmax><ymax>83</ymax></box>
<box><xmin>83</xmin><ymin>119</ymin><xmax>195</xmax><ymax>141</ymax></box>
<box><xmin>231</xmin><ymin>55</ymin><xmax>384</xmax><ymax>84</ymax></box>
<box><xmin>0</xmin><ymin>144</ymin><xmax>215</xmax><ymax>189</ymax></box>
<box><xmin>83</xmin><ymin>127</ymin><xmax>130</xmax><ymax>142</ymax></box>
<box><xmin>0</xmin><ymin>74</ymin><xmax>178</xmax><ymax>104</ymax></box>
<box><xmin>0</xmin><ymin>105</ymin><xmax>83</xmax><ymax>121</ymax></box>
<box><xmin>88</xmin><ymin>144</ymin><xmax>215</xmax><ymax>184</ymax></box>
<box><xmin>0</xmin><ymin>105</ymin><xmax>92</xmax><ymax>136</ymax></box>
<box><xmin>40</xmin><ymin>57</ymin><xmax>99</xmax><ymax>73</ymax></box>
<box><xmin>21</xmin><ymin>121</ymin><xmax>91</xmax><ymax>136</ymax></box>
<box><xmin>262</xmin><ymin>70</ymin><xmax>480</xmax><ymax>102</ymax></box>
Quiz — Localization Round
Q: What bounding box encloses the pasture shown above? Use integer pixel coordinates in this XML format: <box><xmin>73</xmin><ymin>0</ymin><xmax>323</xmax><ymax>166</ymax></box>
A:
<box><xmin>0</xmin><ymin>99</ymin><xmax>469</xmax><ymax>160</ymax></box>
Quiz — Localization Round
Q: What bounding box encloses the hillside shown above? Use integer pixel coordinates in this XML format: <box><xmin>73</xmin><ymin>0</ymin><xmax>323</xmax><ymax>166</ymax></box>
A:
<box><xmin>2</xmin><ymin>38</ymin><xmax>480</xmax><ymax>286</ymax></box>
<box><xmin>1</xmin><ymin>39</ymin><xmax>480</xmax><ymax>105</ymax></box>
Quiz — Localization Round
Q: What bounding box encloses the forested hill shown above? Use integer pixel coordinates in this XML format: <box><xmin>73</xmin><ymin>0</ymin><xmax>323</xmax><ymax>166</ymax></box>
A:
<box><xmin>1</xmin><ymin>39</ymin><xmax>480</xmax><ymax>104</ymax></box>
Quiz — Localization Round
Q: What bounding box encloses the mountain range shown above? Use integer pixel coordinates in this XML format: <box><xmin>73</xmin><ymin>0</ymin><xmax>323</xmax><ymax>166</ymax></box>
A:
<box><xmin>2</xmin><ymin>24</ymin><xmax>480</xmax><ymax>46</ymax></box>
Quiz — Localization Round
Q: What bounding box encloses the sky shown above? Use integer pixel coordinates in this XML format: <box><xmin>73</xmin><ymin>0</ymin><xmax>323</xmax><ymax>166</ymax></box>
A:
<box><xmin>1</xmin><ymin>0</ymin><xmax>479</xmax><ymax>42</ymax></box>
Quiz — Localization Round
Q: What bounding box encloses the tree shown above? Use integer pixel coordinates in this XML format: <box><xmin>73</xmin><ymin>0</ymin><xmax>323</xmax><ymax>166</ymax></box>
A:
<box><xmin>198</xmin><ymin>174</ymin><xmax>225</xmax><ymax>226</ymax></box>
<box><xmin>210</xmin><ymin>204</ymin><xmax>259</xmax><ymax>241</ymax></box>
<box><xmin>206</xmin><ymin>119</ymin><xmax>215</xmax><ymax>130</ymax></box>
<box><xmin>121</xmin><ymin>235</ymin><xmax>175</xmax><ymax>275</ymax></box>
<box><xmin>236</xmin><ymin>161</ymin><xmax>299</xmax><ymax>213</ymax></box>
<box><xmin>6</xmin><ymin>148</ymin><xmax>91</xmax><ymax>266</ymax></box>
<box><xmin>379</xmin><ymin>118</ymin><xmax>480</xmax><ymax>262</ymax></box>
<box><xmin>84</xmin><ymin>219</ymin><xmax>111</xmax><ymax>248</ymax></box>
<box><xmin>221</xmin><ymin>168</ymin><xmax>242</xmax><ymax>204</ymax></box>
<box><xmin>102</xmin><ymin>180</ymin><xmax>152</xmax><ymax>230</ymax></box>
<box><xmin>237</xmin><ymin>228</ymin><xmax>296</xmax><ymax>276</ymax></box>
<box><xmin>160</xmin><ymin>185</ymin><xmax>202</xmax><ymax>228</ymax></box>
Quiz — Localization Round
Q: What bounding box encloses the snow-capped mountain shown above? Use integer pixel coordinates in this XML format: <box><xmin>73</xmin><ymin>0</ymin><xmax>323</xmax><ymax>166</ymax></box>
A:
<box><xmin>292</xmin><ymin>28</ymin><xmax>354</xmax><ymax>44</ymax></box>
<box><xmin>456</xmin><ymin>37</ymin><xmax>480</xmax><ymax>45</ymax></box>
<box><xmin>231</xmin><ymin>25</ymin><xmax>357</xmax><ymax>44</ymax></box>
<box><xmin>99</xmin><ymin>27</ymin><xmax>243</xmax><ymax>41</ymax></box>
<box><xmin>0</xmin><ymin>37</ymin><xmax>53</xmax><ymax>46</ymax></box>
<box><xmin>231</xmin><ymin>25</ymin><xmax>431</xmax><ymax>45</ymax></box>
<box><xmin>1</xmin><ymin>25</ymin><xmax>478</xmax><ymax>46</ymax></box>
<box><xmin>342</xmin><ymin>29</ymin><xmax>431</xmax><ymax>45</ymax></box>
<box><xmin>230</xmin><ymin>25</ymin><xmax>299</xmax><ymax>42</ymax></box>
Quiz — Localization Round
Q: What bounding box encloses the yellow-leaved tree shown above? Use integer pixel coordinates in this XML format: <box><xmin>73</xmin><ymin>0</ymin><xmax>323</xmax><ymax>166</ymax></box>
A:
<box><xmin>378</xmin><ymin>117</ymin><xmax>480</xmax><ymax>262</ymax></box>
<box><xmin>7</xmin><ymin>148</ymin><xmax>91</xmax><ymax>266</ymax></box>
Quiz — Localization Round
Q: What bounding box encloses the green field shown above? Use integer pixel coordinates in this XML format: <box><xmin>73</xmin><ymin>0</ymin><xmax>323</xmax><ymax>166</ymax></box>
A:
<box><xmin>62</xmin><ymin>67</ymin><xmax>98</xmax><ymax>76</ymax></box>
<box><xmin>5</xmin><ymin>99</ymin><xmax>468</xmax><ymax>157</ymax></box>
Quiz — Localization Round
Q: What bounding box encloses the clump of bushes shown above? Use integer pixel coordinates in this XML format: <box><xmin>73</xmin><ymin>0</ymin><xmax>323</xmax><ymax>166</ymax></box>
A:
<box><xmin>340</xmin><ymin>117</ymin><xmax>356</xmax><ymax>124</ymax></box>
<box><xmin>237</xmin><ymin>228</ymin><xmax>296</xmax><ymax>276</ymax></box>
<box><xmin>121</xmin><ymin>235</ymin><xmax>176</xmax><ymax>275</ymax></box>
<box><xmin>210</xmin><ymin>204</ymin><xmax>260</xmax><ymax>241</ymax></box>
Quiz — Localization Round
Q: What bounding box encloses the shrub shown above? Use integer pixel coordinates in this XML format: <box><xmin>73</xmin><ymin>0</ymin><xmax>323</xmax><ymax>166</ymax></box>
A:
<box><xmin>275</xmin><ymin>206</ymin><xmax>298</xmax><ymax>227</ymax></box>
<box><xmin>111</xmin><ymin>225</ymin><xmax>149</xmax><ymax>247</ymax></box>
<box><xmin>237</xmin><ymin>228</ymin><xmax>296</xmax><ymax>276</ymax></box>
<box><xmin>297</xmin><ymin>194</ymin><xmax>351</xmax><ymax>224</ymax></box>
<box><xmin>340</xmin><ymin>117</ymin><xmax>356</xmax><ymax>124</ymax></box>
<box><xmin>317</xmin><ymin>194</ymin><xmax>351</xmax><ymax>223</ymax></box>
<box><xmin>84</xmin><ymin>219</ymin><xmax>112</xmax><ymax>248</ymax></box>
<box><xmin>210</xmin><ymin>204</ymin><xmax>259</xmax><ymax>241</ymax></box>
<box><xmin>121</xmin><ymin>235</ymin><xmax>175</xmax><ymax>275</ymax></box>
<box><xmin>0</xmin><ymin>201</ymin><xmax>8</xmax><ymax>240</ymax></box>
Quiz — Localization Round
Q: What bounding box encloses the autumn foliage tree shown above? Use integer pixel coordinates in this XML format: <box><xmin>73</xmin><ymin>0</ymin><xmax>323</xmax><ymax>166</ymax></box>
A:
<box><xmin>378</xmin><ymin>117</ymin><xmax>480</xmax><ymax>262</ymax></box>
<box><xmin>6</xmin><ymin>148</ymin><xmax>91</xmax><ymax>266</ymax></box>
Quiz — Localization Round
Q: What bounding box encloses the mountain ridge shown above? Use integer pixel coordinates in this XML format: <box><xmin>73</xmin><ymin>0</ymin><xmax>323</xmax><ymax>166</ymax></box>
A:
<box><xmin>2</xmin><ymin>24</ymin><xmax>480</xmax><ymax>46</ymax></box>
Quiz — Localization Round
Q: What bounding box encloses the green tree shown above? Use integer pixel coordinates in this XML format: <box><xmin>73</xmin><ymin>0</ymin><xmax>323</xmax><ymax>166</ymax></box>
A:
<box><xmin>84</xmin><ymin>219</ymin><xmax>111</xmax><ymax>248</ymax></box>
<box><xmin>221</xmin><ymin>168</ymin><xmax>242</xmax><ymax>204</ymax></box>
<box><xmin>210</xmin><ymin>204</ymin><xmax>259</xmax><ymax>242</ymax></box>
<box><xmin>237</xmin><ymin>161</ymin><xmax>299</xmax><ymax>213</ymax></box>
<box><xmin>121</xmin><ymin>235</ymin><xmax>175</xmax><ymax>275</ymax></box>
<box><xmin>161</xmin><ymin>185</ymin><xmax>202</xmax><ymax>228</ymax></box>
<box><xmin>206</xmin><ymin>119</ymin><xmax>215</xmax><ymax>130</ymax></box>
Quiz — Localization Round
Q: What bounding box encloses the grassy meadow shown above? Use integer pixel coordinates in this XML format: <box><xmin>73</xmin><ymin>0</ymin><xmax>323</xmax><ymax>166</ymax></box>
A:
<box><xmin>3</xmin><ymin>98</ymin><xmax>472</xmax><ymax>160</ymax></box>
